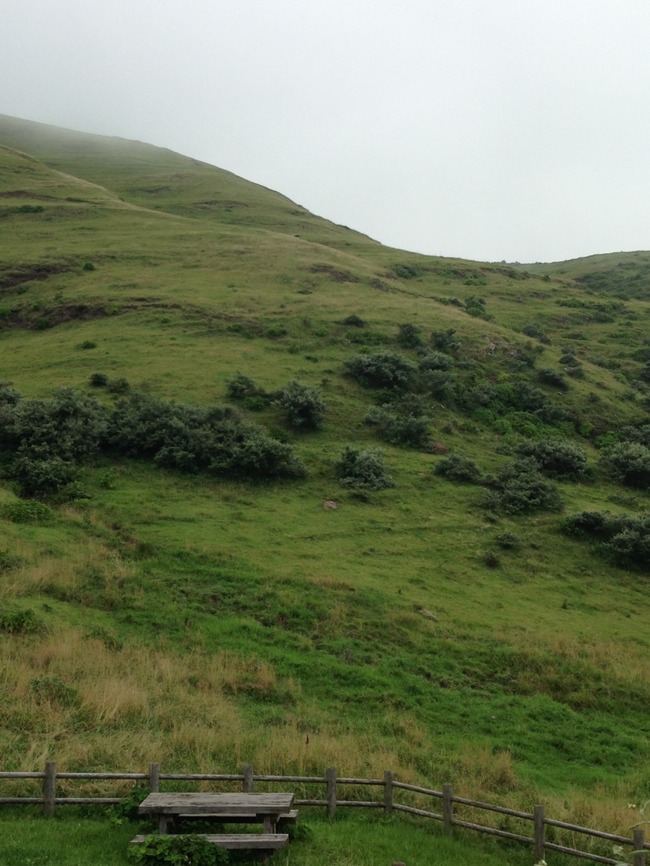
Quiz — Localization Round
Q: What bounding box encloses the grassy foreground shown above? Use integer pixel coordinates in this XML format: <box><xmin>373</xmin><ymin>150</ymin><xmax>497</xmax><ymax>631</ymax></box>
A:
<box><xmin>0</xmin><ymin>809</ymin><xmax>539</xmax><ymax>866</ymax></box>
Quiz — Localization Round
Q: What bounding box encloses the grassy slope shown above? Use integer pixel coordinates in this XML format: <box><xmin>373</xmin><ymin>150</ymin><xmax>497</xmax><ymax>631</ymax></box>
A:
<box><xmin>0</xmin><ymin>116</ymin><xmax>649</xmax><ymax>849</ymax></box>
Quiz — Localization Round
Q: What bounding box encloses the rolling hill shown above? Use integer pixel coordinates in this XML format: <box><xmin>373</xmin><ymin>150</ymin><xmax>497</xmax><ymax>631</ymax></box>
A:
<box><xmin>0</xmin><ymin>114</ymin><xmax>649</xmax><ymax>845</ymax></box>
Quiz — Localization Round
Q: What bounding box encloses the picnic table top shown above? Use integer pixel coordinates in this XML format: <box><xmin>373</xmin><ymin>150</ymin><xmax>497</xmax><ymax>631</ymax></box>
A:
<box><xmin>138</xmin><ymin>792</ymin><xmax>294</xmax><ymax>816</ymax></box>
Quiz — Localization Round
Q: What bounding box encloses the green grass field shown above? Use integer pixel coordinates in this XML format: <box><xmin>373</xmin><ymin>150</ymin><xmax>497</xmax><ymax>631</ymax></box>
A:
<box><xmin>0</xmin><ymin>114</ymin><xmax>649</xmax><ymax>864</ymax></box>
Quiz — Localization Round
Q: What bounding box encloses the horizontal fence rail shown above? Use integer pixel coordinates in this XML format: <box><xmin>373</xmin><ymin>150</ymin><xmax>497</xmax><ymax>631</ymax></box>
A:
<box><xmin>0</xmin><ymin>762</ymin><xmax>647</xmax><ymax>866</ymax></box>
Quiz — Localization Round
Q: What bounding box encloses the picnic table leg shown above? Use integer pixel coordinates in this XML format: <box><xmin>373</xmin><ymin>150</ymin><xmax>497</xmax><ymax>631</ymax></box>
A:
<box><xmin>263</xmin><ymin>814</ymin><xmax>274</xmax><ymax>833</ymax></box>
<box><xmin>158</xmin><ymin>814</ymin><xmax>169</xmax><ymax>834</ymax></box>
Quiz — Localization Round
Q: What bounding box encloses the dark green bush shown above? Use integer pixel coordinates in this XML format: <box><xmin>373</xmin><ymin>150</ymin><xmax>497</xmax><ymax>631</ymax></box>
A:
<box><xmin>431</xmin><ymin>328</ymin><xmax>460</xmax><ymax>355</ymax></box>
<box><xmin>495</xmin><ymin>532</ymin><xmax>522</xmax><ymax>550</ymax></box>
<box><xmin>365</xmin><ymin>406</ymin><xmax>432</xmax><ymax>450</ymax></box>
<box><xmin>89</xmin><ymin>373</ymin><xmax>108</xmax><ymax>387</ymax></box>
<box><xmin>10</xmin><ymin>455</ymin><xmax>79</xmax><ymax>498</ymax></box>
<box><xmin>482</xmin><ymin>460</ymin><xmax>564</xmax><ymax>515</ymax></box>
<box><xmin>522</xmin><ymin>323</ymin><xmax>551</xmax><ymax>344</ymax></box>
<box><xmin>274</xmin><ymin>381</ymin><xmax>326</xmax><ymax>431</ymax></box>
<box><xmin>128</xmin><ymin>834</ymin><xmax>228</xmax><ymax>865</ymax></box>
<box><xmin>226</xmin><ymin>373</ymin><xmax>260</xmax><ymax>400</ymax></box>
<box><xmin>396</xmin><ymin>323</ymin><xmax>423</xmax><ymax>348</ymax></box>
<box><xmin>108</xmin><ymin>393</ymin><xmax>305</xmax><ymax>480</ymax></box>
<box><xmin>600</xmin><ymin>442</ymin><xmax>650</xmax><ymax>489</ymax></box>
<box><xmin>516</xmin><ymin>439</ymin><xmax>589</xmax><ymax>480</ymax></box>
<box><xmin>106</xmin><ymin>377</ymin><xmax>131</xmax><ymax>395</ymax></box>
<box><xmin>0</xmin><ymin>387</ymin><xmax>108</xmax><ymax>463</ymax></box>
<box><xmin>0</xmin><ymin>608</ymin><xmax>43</xmax><ymax>634</ymax></box>
<box><xmin>336</xmin><ymin>446</ymin><xmax>395</xmax><ymax>491</ymax></box>
<box><xmin>344</xmin><ymin>351</ymin><xmax>416</xmax><ymax>390</ymax></box>
<box><xmin>563</xmin><ymin>511</ymin><xmax>650</xmax><ymax>570</ymax></box>
<box><xmin>538</xmin><ymin>369</ymin><xmax>569</xmax><ymax>390</ymax></box>
<box><xmin>434</xmin><ymin>454</ymin><xmax>483</xmax><ymax>484</ymax></box>
<box><xmin>341</xmin><ymin>314</ymin><xmax>366</xmax><ymax>328</ymax></box>
<box><xmin>82</xmin><ymin>261</ymin><xmax>96</xmax><ymax>271</ymax></box>
<box><xmin>418</xmin><ymin>351</ymin><xmax>453</xmax><ymax>372</ymax></box>
<box><xmin>2</xmin><ymin>500</ymin><xmax>54</xmax><ymax>523</ymax></box>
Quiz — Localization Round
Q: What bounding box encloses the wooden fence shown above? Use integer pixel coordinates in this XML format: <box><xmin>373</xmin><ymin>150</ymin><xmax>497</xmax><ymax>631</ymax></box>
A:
<box><xmin>0</xmin><ymin>762</ymin><xmax>647</xmax><ymax>866</ymax></box>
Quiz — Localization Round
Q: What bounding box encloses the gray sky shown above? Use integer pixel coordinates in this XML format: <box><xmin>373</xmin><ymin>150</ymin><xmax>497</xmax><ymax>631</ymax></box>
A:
<box><xmin>3</xmin><ymin>0</ymin><xmax>650</xmax><ymax>263</ymax></box>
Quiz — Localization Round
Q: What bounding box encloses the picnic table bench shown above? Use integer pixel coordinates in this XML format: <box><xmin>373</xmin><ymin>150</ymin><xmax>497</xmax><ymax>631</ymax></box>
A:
<box><xmin>132</xmin><ymin>792</ymin><xmax>296</xmax><ymax>853</ymax></box>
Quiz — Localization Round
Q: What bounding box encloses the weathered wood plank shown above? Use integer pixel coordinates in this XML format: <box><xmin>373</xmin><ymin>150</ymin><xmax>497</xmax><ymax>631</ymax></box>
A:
<box><xmin>129</xmin><ymin>833</ymin><xmax>289</xmax><ymax>850</ymax></box>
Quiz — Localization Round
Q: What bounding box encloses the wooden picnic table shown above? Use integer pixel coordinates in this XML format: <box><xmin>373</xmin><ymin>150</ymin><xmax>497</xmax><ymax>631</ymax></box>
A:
<box><xmin>136</xmin><ymin>791</ymin><xmax>295</xmax><ymax>847</ymax></box>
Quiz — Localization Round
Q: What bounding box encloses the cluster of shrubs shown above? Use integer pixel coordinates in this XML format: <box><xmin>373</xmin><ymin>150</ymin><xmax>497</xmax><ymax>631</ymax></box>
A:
<box><xmin>364</xmin><ymin>400</ymin><xmax>433</xmax><ymax>451</ymax></box>
<box><xmin>599</xmin><ymin>426</ymin><xmax>650</xmax><ymax>490</ymax></box>
<box><xmin>563</xmin><ymin>511</ymin><xmax>650</xmax><ymax>570</ymax></box>
<box><xmin>335</xmin><ymin>446</ymin><xmax>395</xmax><ymax>492</ymax></box>
<box><xmin>226</xmin><ymin>374</ymin><xmax>326</xmax><ymax>431</ymax></box>
<box><xmin>0</xmin><ymin>385</ymin><xmax>306</xmax><ymax>498</ymax></box>
<box><xmin>435</xmin><ymin>441</ymin><xmax>585</xmax><ymax>514</ymax></box>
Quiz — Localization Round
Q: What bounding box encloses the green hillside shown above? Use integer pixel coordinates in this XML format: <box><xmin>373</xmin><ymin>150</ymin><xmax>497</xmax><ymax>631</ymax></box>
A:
<box><xmin>0</xmin><ymin>115</ymin><xmax>649</xmax><ymax>853</ymax></box>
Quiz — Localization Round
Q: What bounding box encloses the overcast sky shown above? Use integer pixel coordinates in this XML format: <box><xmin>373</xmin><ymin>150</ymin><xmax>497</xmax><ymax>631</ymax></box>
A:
<box><xmin>3</xmin><ymin>0</ymin><xmax>650</xmax><ymax>263</ymax></box>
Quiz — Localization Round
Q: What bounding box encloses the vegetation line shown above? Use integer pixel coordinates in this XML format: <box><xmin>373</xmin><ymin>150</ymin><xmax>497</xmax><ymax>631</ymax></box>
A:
<box><xmin>2</xmin><ymin>761</ymin><xmax>647</xmax><ymax>865</ymax></box>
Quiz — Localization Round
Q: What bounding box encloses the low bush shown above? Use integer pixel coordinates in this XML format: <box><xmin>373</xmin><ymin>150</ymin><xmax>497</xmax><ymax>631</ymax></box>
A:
<box><xmin>0</xmin><ymin>608</ymin><xmax>43</xmax><ymax>634</ymax></box>
<box><xmin>89</xmin><ymin>373</ymin><xmax>108</xmax><ymax>387</ymax></box>
<box><xmin>418</xmin><ymin>350</ymin><xmax>453</xmax><ymax>372</ymax></box>
<box><xmin>365</xmin><ymin>405</ymin><xmax>432</xmax><ymax>450</ymax></box>
<box><xmin>434</xmin><ymin>454</ymin><xmax>483</xmax><ymax>484</ymax></box>
<box><xmin>563</xmin><ymin>511</ymin><xmax>650</xmax><ymax>570</ymax></box>
<box><xmin>538</xmin><ymin>368</ymin><xmax>569</xmax><ymax>390</ymax></box>
<box><xmin>431</xmin><ymin>328</ymin><xmax>461</xmax><ymax>354</ymax></box>
<box><xmin>396</xmin><ymin>322</ymin><xmax>423</xmax><ymax>348</ymax></box>
<box><xmin>600</xmin><ymin>442</ymin><xmax>650</xmax><ymax>489</ymax></box>
<box><xmin>336</xmin><ymin>446</ymin><xmax>395</xmax><ymax>492</ymax></box>
<box><xmin>522</xmin><ymin>323</ymin><xmax>551</xmax><ymax>344</ymax></box>
<box><xmin>344</xmin><ymin>351</ymin><xmax>416</xmax><ymax>390</ymax></box>
<box><xmin>482</xmin><ymin>460</ymin><xmax>564</xmax><ymax>515</ymax></box>
<box><xmin>274</xmin><ymin>381</ymin><xmax>326</xmax><ymax>431</ymax></box>
<box><xmin>516</xmin><ymin>439</ymin><xmax>589</xmax><ymax>480</ymax></box>
<box><xmin>1</xmin><ymin>500</ymin><xmax>54</xmax><ymax>523</ymax></box>
<box><xmin>128</xmin><ymin>834</ymin><xmax>228</xmax><ymax>865</ymax></box>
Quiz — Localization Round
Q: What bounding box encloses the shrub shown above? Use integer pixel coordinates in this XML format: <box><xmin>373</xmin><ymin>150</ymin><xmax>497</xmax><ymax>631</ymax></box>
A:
<box><xmin>563</xmin><ymin>511</ymin><xmax>650</xmax><ymax>570</ymax></box>
<box><xmin>77</xmin><ymin>340</ymin><xmax>97</xmax><ymax>350</ymax></box>
<box><xmin>482</xmin><ymin>460</ymin><xmax>564</xmax><ymax>515</ymax></box>
<box><xmin>30</xmin><ymin>675</ymin><xmax>79</xmax><ymax>707</ymax></box>
<box><xmin>344</xmin><ymin>351</ymin><xmax>416</xmax><ymax>390</ymax></box>
<box><xmin>108</xmin><ymin>393</ymin><xmax>306</xmax><ymax>480</ymax></box>
<box><xmin>2</xmin><ymin>500</ymin><xmax>54</xmax><ymax>524</ymax></box>
<box><xmin>89</xmin><ymin>373</ymin><xmax>108</xmax><ymax>387</ymax></box>
<box><xmin>516</xmin><ymin>439</ymin><xmax>589</xmax><ymax>480</ymax></box>
<box><xmin>434</xmin><ymin>454</ymin><xmax>483</xmax><ymax>484</ymax></box>
<box><xmin>431</xmin><ymin>328</ymin><xmax>461</xmax><ymax>354</ymax></box>
<box><xmin>418</xmin><ymin>351</ymin><xmax>453</xmax><ymax>372</ymax></box>
<box><xmin>82</xmin><ymin>261</ymin><xmax>96</xmax><ymax>271</ymax></box>
<box><xmin>10</xmin><ymin>454</ymin><xmax>79</xmax><ymax>498</ymax></box>
<box><xmin>336</xmin><ymin>446</ymin><xmax>395</xmax><ymax>491</ymax></box>
<box><xmin>365</xmin><ymin>406</ymin><xmax>432</xmax><ymax>450</ymax></box>
<box><xmin>341</xmin><ymin>314</ymin><xmax>366</xmax><ymax>328</ymax></box>
<box><xmin>495</xmin><ymin>532</ymin><xmax>522</xmax><ymax>550</ymax></box>
<box><xmin>600</xmin><ymin>442</ymin><xmax>650</xmax><ymax>489</ymax></box>
<box><xmin>274</xmin><ymin>381</ymin><xmax>326</xmax><ymax>431</ymax></box>
<box><xmin>538</xmin><ymin>368</ymin><xmax>569</xmax><ymax>390</ymax></box>
<box><xmin>226</xmin><ymin>373</ymin><xmax>260</xmax><ymax>400</ymax></box>
<box><xmin>0</xmin><ymin>387</ymin><xmax>108</xmax><ymax>463</ymax></box>
<box><xmin>522</xmin><ymin>323</ymin><xmax>551</xmax><ymax>344</ymax></box>
<box><xmin>0</xmin><ymin>608</ymin><xmax>43</xmax><ymax>634</ymax></box>
<box><xmin>106</xmin><ymin>377</ymin><xmax>131</xmax><ymax>395</ymax></box>
<box><xmin>128</xmin><ymin>834</ymin><xmax>228</xmax><ymax>865</ymax></box>
<box><xmin>396</xmin><ymin>323</ymin><xmax>423</xmax><ymax>348</ymax></box>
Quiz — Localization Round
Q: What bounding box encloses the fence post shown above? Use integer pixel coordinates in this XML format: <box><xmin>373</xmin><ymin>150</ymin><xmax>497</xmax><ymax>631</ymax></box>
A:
<box><xmin>384</xmin><ymin>770</ymin><xmax>394</xmax><ymax>814</ymax></box>
<box><xmin>148</xmin><ymin>762</ymin><xmax>160</xmax><ymax>792</ymax></box>
<box><xmin>43</xmin><ymin>761</ymin><xmax>56</xmax><ymax>817</ymax></box>
<box><xmin>633</xmin><ymin>828</ymin><xmax>646</xmax><ymax>866</ymax></box>
<box><xmin>326</xmin><ymin>767</ymin><xmax>337</xmax><ymax>819</ymax></box>
<box><xmin>243</xmin><ymin>764</ymin><xmax>254</xmax><ymax>793</ymax></box>
<box><xmin>442</xmin><ymin>783</ymin><xmax>453</xmax><ymax>836</ymax></box>
<box><xmin>534</xmin><ymin>804</ymin><xmax>545</xmax><ymax>863</ymax></box>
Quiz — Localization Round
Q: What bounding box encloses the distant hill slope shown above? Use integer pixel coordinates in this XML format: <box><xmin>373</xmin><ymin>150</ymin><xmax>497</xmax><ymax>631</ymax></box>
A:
<box><xmin>0</xmin><ymin>115</ymin><xmax>648</xmax><ymax>832</ymax></box>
